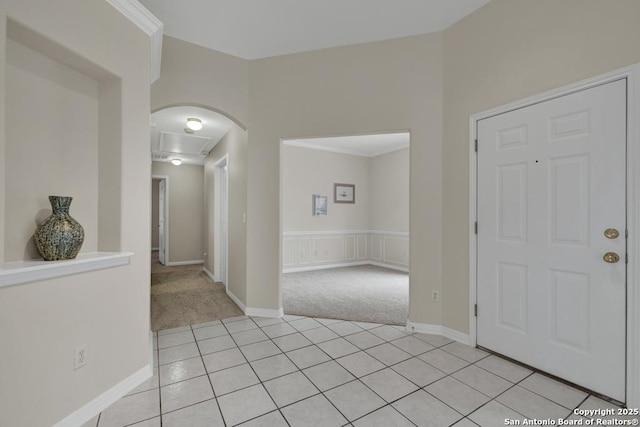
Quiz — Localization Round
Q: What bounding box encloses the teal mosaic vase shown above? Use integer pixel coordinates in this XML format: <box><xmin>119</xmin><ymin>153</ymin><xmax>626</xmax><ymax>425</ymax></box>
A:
<box><xmin>34</xmin><ymin>196</ymin><xmax>85</xmax><ymax>261</ymax></box>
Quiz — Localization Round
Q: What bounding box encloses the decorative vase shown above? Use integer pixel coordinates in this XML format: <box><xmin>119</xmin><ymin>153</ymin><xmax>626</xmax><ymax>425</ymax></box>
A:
<box><xmin>34</xmin><ymin>196</ymin><xmax>85</xmax><ymax>261</ymax></box>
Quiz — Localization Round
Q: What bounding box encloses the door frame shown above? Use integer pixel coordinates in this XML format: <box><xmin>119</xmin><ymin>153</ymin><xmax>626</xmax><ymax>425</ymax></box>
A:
<box><xmin>152</xmin><ymin>175</ymin><xmax>169</xmax><ymax>265</ymax></box>
<box><xmin>213</xmin><ymin>154</ymin><xmax>229</xmax><ymax>287</ymax></box>
<box><xmin>469</xmin><ymin>64</ymin><xmax>640</xmax><ymax>406</ymax></box>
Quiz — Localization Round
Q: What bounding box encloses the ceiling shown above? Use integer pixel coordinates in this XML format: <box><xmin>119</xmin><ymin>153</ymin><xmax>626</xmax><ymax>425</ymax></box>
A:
<box><xmin>284</xmin><ymin>132</ymin><xmax>410</xmax><ymax>157</ymax></box>
<box><xmin>139</xmin><ymin>0</ymin><xmax>489</xmax><ymax>59</ymax></box>
<box><xmin>146</xmin><ymin>1</ymin><xmax>487</xmax><ymax>162</ymax></box>
<box><xmin>151</xmin><ymin>106</ymin><xmax>234</xmax><ymax>165</ymax></box>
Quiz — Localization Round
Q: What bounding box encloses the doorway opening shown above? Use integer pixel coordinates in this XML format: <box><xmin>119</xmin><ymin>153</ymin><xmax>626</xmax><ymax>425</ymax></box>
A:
<box><xmin>151</xmin><ymin>175</ymin><xmax>168</xmax><ymax>265</ymax></box>
<box><xmin>280</xmin><ymin>131</ymin><xmax>410</xmax><ymax>325</ymax></box>
<box><xmin>213</xmin><ymin>154</ymin><xmax>229</xmax><ymax>289</ymax></box>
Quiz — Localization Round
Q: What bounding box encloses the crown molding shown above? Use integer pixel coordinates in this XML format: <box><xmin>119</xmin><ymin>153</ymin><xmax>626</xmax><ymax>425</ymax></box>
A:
<box><xmin>105</xmin><ymin>0</ymin><xmax>164</xmax><ymax>82</ymax></box>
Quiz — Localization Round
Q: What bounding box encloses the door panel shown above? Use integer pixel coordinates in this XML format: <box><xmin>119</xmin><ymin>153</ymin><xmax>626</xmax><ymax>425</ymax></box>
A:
<box><xmin>477</xmin><ymin>79</ymin><xmax>626</xmax><ymax>401</ymax></box>
<box><xmin>158</xmin><ymin>179</ymin><xmax>166</xmax><ymax>265</ymax></box>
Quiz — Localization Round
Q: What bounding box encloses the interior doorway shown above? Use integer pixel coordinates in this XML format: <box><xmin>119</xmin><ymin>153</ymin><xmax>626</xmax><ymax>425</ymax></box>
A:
<box><xmin>152</xmin><ymin>175</ymin><xmax>168</xmax><ymax>265</ymax></box>
<box><xmin>213</xmin><ymin>155</ymin><xmax>229</xmax><ymax>289</ymax></box>
<box><xmin>280</xmin><ymin>132</ymin><xmax>410</xmax><ymax>324</ymax></box>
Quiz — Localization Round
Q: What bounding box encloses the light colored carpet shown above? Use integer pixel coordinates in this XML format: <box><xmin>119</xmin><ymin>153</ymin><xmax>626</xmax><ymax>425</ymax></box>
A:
<box><xmin>282</xmin><ymin>265</ymin><xmax>409</xmax><ymax>325</ymax></box>
<box><xmin>150</xmin><ymin>255</ymin><xmax>243</xmax><ymax>331</ymax></box>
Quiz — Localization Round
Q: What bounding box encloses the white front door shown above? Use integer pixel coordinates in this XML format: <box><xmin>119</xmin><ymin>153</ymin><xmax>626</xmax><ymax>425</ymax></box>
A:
<box><xmin>158</xmin><ymin>179</ymin><xmax>166</xmax><ymax>265</ymax></box>
<box><xmin>477</xmin><ymin>79</ymin><xmax>626</xmax><ymax>401</ymax></box>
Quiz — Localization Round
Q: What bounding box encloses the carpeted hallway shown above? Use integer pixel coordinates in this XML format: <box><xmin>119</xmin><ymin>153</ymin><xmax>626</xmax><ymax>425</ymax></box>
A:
<box><xmin>150</xmin><ymin>252</ymin><xmax>243</xmax><ymax>331</ymax></box>
<box><xmin>282</xmin><ymin>265</ymin><xmax>409</xmax><ymax>325</ymax></box>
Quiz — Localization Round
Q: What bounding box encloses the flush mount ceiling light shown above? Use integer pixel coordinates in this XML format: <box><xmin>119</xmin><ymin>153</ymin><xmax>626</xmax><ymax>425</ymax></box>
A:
<box><xmin>171</xmin><ymin>158</ymin><xmax>183</xmax><ymax>166</ymax></box>
<box><xmin>186</xmin><ymin>117</ymin><xmax>203</xmax><ymax>131</ymax></box>
<box><xmin>184</xmin><ymin>128</ymin><xmax>195</xmax><ymax>134</ymax></box>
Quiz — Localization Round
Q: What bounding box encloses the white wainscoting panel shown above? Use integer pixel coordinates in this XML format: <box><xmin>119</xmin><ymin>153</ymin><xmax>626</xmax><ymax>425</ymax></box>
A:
<box><xmin>357</xmin><ymin>235</ymin><xmax>368</xmax><ymax>260</ymax></box>
<box><xmin>283</xmin><ymin>238</ymin><xmax>297</xmax><ymax>266</ymax></box>
<box><xmin>282</xmin><ymin>231</ymin><xmax>408</xmax><ymax>272</ymax></box>
<box><xmin>298</xmin><ymin>238</ymin><xmax>312</xmax><ymax>264</ymax></box>
<box><xmin>344</xmin><ymin>236</ymin><xmax>356</xmax><ymax>261</ymax></box>
<box><xmin>382</xmin><ymin>236</ymin><xmax>409</xmax><ymax>266</ymax></box>
<box><xmin>312</xmin><ymin>236</ymin><xmax>344</xmax><ymax>263</ymax></box>
<box><xmin>370</xmin><ymin>236</ymin><xmax>383</xmax><ymax>261</ymax></box>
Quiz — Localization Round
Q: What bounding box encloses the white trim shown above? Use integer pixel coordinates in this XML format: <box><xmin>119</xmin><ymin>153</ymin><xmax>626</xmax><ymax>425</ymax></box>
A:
<box><xmin>52</xmin><ymin>363</ymin><xmax>152</xmax><ymax>427</ymax></box>
<box><xmin>442</xmin><ymin>327</ymin><xmax>472</xmax><ymax>346</ymax></box>
<box><xmin>213</xmin><ymin>155</ymin><xmax>229</xmax><ymax>286</ymax></box>
<box><xmin>370</xmin><ymin>230</ymin><xmax>410</xmax><ymax>236</ymax></box>
<box><xmin>283</xmin><ymin>230</ymin><xmax>370</xmax><ymax>236</ymax></box>
<box><xmin>0</xmin><ymin>252</ymin><xmax>132</xmax><ymax>288</ymax></box>
<box><xmin>203</xmin><ymin>267</ymin><xmax>215</xmax><ymax>282</ymax></box>
<box><xmin>105</xmin><ymin>0</ymin><xmax>163</xmax><ymax>82</ymax></box>
<box><xmin>152</xmin><ymin>175</ymin><xmax>169</xmax><ymax>265</ymax></box>
<box><xmin>469</xmin><ymin>63</ymin><xmax>640</xmax><ymax>407</ymax></box>
<box><xmin>245</xmin><ymin>307</ymin><xmax>285</xmax><ymax>318</ymax></box>
<box><xmin>405</xmin><ymin>321</ymin><xmax>471</xmax><ymax>345</ymax></box>
<box><xmin>282</xmin><ymin>229</ymin><xmax>408</xmax><ymax>237</ymax></box>
<box><xmin>368</xmin><ymin>261</ymin><xmax>409</xmax><ymax>273</ymax></box>
<box><xmin>282</xmin><ymin>137</ymin><xmax>409</xmax><ymax>158</ymax></box>
<box><xmin>165</xmin><ymin>260</ymin><xmax>203</xmax><ymax>266</ymax></box>
<box><xmin>226</xmin><ymin>288</ymin><xmax>246</xmax><ymax>312</ymax></box>
<box><xmin>283</xmin><ymin>261</ymin><xmax>369</xmax><ymax>273</ymax></box>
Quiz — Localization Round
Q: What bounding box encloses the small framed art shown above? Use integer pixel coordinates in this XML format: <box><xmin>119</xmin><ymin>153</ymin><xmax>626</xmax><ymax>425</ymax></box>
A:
<box><xmin>312</xmin><ymin>194</ymin><xmax>328</xmax><ymax>215</ymax></box>
<box><xmin>334</xmin><ymin>183</ymin><xmax>355</xmax><ymax>204</ymax></box>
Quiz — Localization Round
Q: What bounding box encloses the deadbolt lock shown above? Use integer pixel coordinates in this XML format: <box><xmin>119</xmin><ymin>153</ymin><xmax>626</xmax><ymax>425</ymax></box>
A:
<box><xmin>604</xmin><ymin>228</ymin><xmax>620</xmax><ymax>239</ymax></box>
<box><xmin>603</xmin><ymin>252</ymin><xmax>620</xmax><ymax>263</ymax></box>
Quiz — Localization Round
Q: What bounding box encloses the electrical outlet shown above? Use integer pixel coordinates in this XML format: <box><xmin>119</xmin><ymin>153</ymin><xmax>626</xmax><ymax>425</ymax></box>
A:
<box><xmin>74</xmin><ymin>345</ymin><xmax>88</xmax><ymax>370</ymax></box>
<box><xmin>432</xmin><ymin>291</ymin><xmax>439</xmax><ymax>302</ymax></box>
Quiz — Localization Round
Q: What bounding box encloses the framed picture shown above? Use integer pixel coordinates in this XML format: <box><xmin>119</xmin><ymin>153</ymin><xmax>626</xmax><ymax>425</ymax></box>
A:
<box><xmin>334</xmin><ymin>183</ymin><xmax>355</xmax><ymax>204</ymax></box>
<box><xmin>312</xmin><ymin>194</ymin><xmax>328</xmax><ymax>215</ymax></box>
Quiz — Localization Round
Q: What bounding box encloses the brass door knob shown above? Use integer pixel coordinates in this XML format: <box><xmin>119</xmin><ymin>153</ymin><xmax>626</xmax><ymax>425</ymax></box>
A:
<box><xmin>604</xmin><ymin>228</ymin><xmax>620</xmax><ymax>239</ymax></box>
<box><xmin>603</xmin><ymin>252</ymin><xmax>620</xmax><ymax>263</ymax></box>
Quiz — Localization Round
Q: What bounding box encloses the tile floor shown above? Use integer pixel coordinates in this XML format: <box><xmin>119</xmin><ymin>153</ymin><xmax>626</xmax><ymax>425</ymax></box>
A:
<box><xmin>82</xmin><ymin>315</ymin><xmax>638</xmax><ymax>427</ymax></box>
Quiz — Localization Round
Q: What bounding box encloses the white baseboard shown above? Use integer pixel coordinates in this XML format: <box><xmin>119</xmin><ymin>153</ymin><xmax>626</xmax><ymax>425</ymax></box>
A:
<box><xmin>283</xmin><ymin>261</ymin><xmax>369</xmax><ymax>273</ymax></box>
<box><xmin>165</xmin><ymin>260</ymin><xmax>204</xmax><ymax>266</ymax></box>
<box><xmin>283</xmin><ymin>261</ymin><xmax>408</xmax><ymax>274</ymax></box>
<box><xmin>406</xmin><ymin>320</ymin><xmax>471</xmax><ymax>346</ymax></box>
<box><xmin>52</xmin><ymin>363</ymin><xmax>152</xmax><ymax>427</ymax></box>
<box><xmin>223</xmin><ymin>280</ymin><xmax>283</xmax><ymax>318</ymax></box>
<box><xmin>202</xmin><ymin>267</ymin><xmax>215</xmax><ymax>282</ymax></box>
<box><xmin>368</xmin><ymin>261</ymin><xmax>409</xmax><ymax>273</ymax></box>
<box><xmin>226</xmin><ymin>288</ymin><xmax>247</xmax><ymax>312</ymax></box>
<box><xmin>245</xmin><ymin>307</ymin><xmax>284</xmax><ymax>318</ymax></box>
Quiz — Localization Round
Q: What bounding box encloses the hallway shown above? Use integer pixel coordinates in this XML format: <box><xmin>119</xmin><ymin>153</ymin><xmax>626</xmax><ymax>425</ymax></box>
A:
<box><xmin>151</xmin><ymin>252</ymin><xmax>242</xmax><ymax>331</ymax></box>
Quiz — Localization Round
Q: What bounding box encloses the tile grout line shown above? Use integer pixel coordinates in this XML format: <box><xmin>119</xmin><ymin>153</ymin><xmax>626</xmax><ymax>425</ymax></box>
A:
<box><xmin>220</xmin><ymin>316</ymin><xmax>294</xmax><ymax>426</ymax></box>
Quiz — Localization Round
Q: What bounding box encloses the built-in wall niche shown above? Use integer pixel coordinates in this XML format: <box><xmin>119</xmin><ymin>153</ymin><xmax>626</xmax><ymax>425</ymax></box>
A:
<box><xmin>2</xmin><ymin>19</ymin><xmax>123</xmax><ymax>267</ymax></box>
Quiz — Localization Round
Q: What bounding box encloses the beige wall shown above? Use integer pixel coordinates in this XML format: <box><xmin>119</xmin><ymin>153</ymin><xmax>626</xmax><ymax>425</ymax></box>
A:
<box><xmin>370</xmin><ymin>148</ymin><xmax>409</xmax><ymax>232</ymax></box>
<box><xmin>281</xmin><ymin>145</ymin><xmax>370</xmax><ymax>232</ymax></box>
<box><xmin>4</xmin><ymin>38</ymin><xmax>99</xmax><ymax>261</ymax></box>
<box><xmin>205</xmin><ymin>125</ymin><xmax>248</xmax><ymax>303</ymax></box>
<box><xmin>152</xmin><ymin>162</ymin><xmax>204</xmax><ymax>264</ymax></box>
<box><xmin>151</xmin><ymin>179</ymin><xmax>160</xmax><ymax>248</ymax></box>
<box><xmin>0</xmin><ymin>1</ymin><xmax>151</xmax><ymax>426</ymax></box>
<box><xmin>441</xmin><ymin>0</ymin><xmax>640</xmax><ymax>333</ymax></box>
<box><xmin>151</xmin><ymin>36</ymin><xmax>249</xmax><ymax>128</ymax></box>
<box><xmin>248</xmin><ymin>34</ymin><xmax>443</xmax><ymax>318</ymax></box>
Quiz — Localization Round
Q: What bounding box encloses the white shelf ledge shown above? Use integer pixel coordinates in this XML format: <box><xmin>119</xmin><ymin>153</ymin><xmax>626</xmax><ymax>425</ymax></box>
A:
<box><xmin>0</xmin><ymin>252</ymin><xmax>133</xmax><ymax>288</ymax></box>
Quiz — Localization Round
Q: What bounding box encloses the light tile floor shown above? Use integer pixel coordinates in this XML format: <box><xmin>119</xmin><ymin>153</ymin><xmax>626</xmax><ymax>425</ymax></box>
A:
<box><xmin>83</xmin><ymin>315</ymin><xmax>638</xmax><ymax>427</ymax></box>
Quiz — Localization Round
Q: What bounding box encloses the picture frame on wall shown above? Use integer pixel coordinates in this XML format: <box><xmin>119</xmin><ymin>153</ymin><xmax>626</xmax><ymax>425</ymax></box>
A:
<box><xmin>312</xmin><ymin>194</ymin><xmax>328</xmax><ymax>215</ymax></box>
<box><xmin>334</xmin><ymin>183</ymin><xmax>355</xmax><ymax>204</ymax></box>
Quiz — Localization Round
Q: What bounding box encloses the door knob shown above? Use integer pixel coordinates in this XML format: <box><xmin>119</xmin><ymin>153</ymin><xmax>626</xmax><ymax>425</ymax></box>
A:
<box><xmin>604</xmin><ymin>228</ymin><xmax>620</xmax><ymax>239</ymax></box>
<box><xmin>603</xmin><ymin>252</ymin><xmax>620</xmax><ymax>263</ymax></box>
